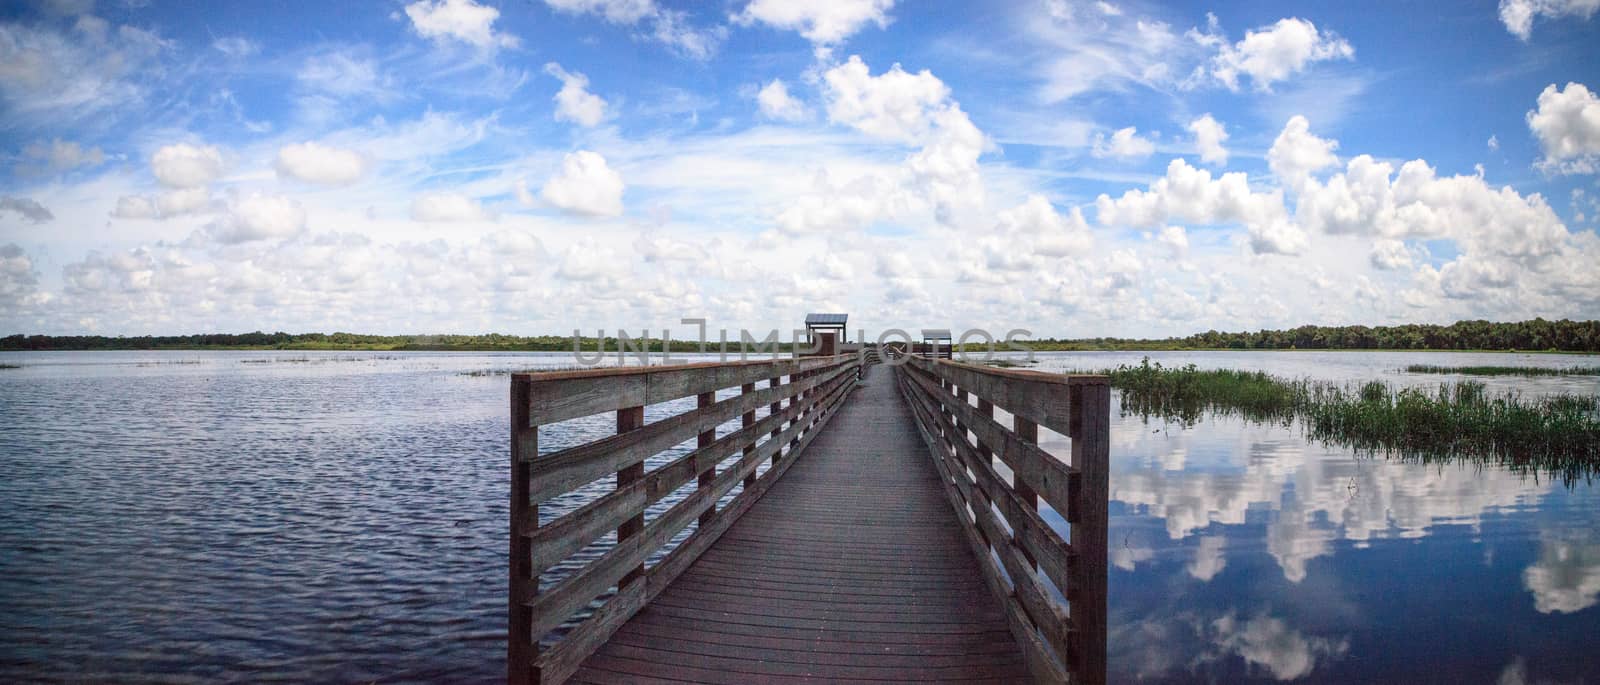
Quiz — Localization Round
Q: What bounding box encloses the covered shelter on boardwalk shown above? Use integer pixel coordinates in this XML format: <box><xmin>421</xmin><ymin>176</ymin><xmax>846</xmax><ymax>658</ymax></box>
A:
<box><xmin>920</xmin><ymin>328</ymin><xmax>953</xmax><ymax>359</ymax></box>
<box><xmin>805</xmin><ymin>313</ymin><xmax>848</xmax><ymax>355</ymax></box>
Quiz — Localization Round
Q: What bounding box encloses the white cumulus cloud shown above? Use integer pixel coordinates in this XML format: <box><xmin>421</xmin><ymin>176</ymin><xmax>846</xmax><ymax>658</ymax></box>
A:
<box><xmin>1092</xmin><ymin>126</ymin><xmax>1156</xmax><ymax>160</ymax></box>
<box><xmin>545</xmin><ymin>63</ymin><xmax>607</xmax><ymax>127</ymax></box>
<box><xmin>1096</xmin><ymin>158</ymin><xmax>1301</xmax><ymax>255</ymax></box>
<box><xmin>1526</xmin><ymin>82</ymin><xmax>1600</xmax><ymax>175</ymax></box>
<box><xmin>822</xmin><ymin>55</ymin><xmax>950</xmax><ymax>143</ymax></box>
<box><xmin>410</xmin><ymin>192</ymin><xmax>493</xmax><ymax>223</ymax></box>
<box><xmin>403</xmin><ymin>0</ymin><xmax>519</xmax><ymax>49</ymax></box>
<box><xmin>156</xmin><ymin>188</ymin><xmax>211</xmax><ymax>217</ymax></box>
<box><xmin>275</xmin><ymin>142</ymin><xmax>368</xmax><ymax>186</ymax></box>
<box><xmin>757</xmin><ymin>79</ymin><xmax>807</xmax><ymax>121</ymax></box>
<box><xmin>212</xmin><ymin>193</ymin><xmax>308</xmax><ymax>243</ymax></box>
<box><xmin>151</xmin><ymin>143</ymin><xmax>225</xmax><ymax>188</ymax></box>
<box><xmin>540</xmin><ymin>150</ymin><xmax>625</xmax><ymax>217</ymax></box>
<box><xmin>994</xmin><ymin>194</ymin><xmax>1093</xmax><ymax>258</ymax></box>
<box><xmin>1187</xmin><ymin>114</ymin><xmax>1230</xmax><ymax>166</ymax></box>
<box><xmin>1268</xmin><ymin>115</ymin><xmax>1338</xmax><ymax>189</ymax></box>
<box><xmin>1369</xmin><ymin>239</ymin><xmax>1413</xmax><ymax>270</ymax></box>
<box><xmin>733</xmin><ymin>0</ymin><xmax>895</xmax><ymax>57</ymax></box>
<box><xmin>1158</xmin><ymin>225</ymin><xmax>1189</xmax><ymax>257</ymax></box>
<box><xmin>1498</xmin><ymin>0</ymin><xmax>1600</xmax><ymax>40</ymax></box>
<box><xmin>1194</xmin><ymin>16</ymin><xmax>1354</xmax><ymax>92</ymax></box>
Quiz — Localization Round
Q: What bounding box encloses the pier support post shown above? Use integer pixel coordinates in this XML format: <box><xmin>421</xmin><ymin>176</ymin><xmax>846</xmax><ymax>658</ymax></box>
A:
<box><xmin>1071</xmin><ymin>383</ymin><xmax>1110</xmax><ymax>685</ymax></box>
<box><xmin>768</xmin><ymin>376</ymin><xmax>781</xmax><ymax>460</ymax></box>
<box><xmin>741</xmin><ymin>382</ymin><xmax>757</xmax><ymax>487</ymax></box>
<box><xmin>617</xmin><ymin>405</ymin><xmax>645</xmax><ymax>588</ymax></box>
<box><xmin>509</xmin><ymin>377</ymin><xmax>537</xmax><ymax>685</ymax></box>
<box><xmin>696</xmin><ymin>391</ymin><xmax>716</xmax><ymax>526</ymax></box>
<box><xmin>1013</xmin><ymin>416</ymin><xmax>1039</xmax><ymax>570</ymax></box>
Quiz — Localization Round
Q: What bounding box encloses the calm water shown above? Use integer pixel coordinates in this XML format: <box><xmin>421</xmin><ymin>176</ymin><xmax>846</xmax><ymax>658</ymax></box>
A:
<box><xmin>1</xmin><ymin>350</ymin><xmax>1598</xmax><ymax>683</ymax></box>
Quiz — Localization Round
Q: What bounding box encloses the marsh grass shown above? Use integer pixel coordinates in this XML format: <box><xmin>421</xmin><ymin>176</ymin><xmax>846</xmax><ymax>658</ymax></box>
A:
<box><xmin>1102</xmin><ymin>358</ymin><xmax>1600</xmax><ymax>485</ymax></box>
<box><xmin>1404</xmin><ymin>364</ymin><xmax>1600</xmax><ymax>376</ymax></box>
<box><xmin>458</xmin><ymin>363</ymin><xmax>620</xmax><ymax>377</ymax></box>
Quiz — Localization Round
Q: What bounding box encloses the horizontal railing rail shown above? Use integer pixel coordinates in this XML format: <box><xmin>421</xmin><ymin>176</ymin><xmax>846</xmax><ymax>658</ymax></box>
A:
<box><xmin>894</xmin><ymin>355</ymin><xmax>1108</xmax><ymax>685</ymax></box>
<box><xmin>509</xmin><ymin>354</ymin><xmax>862</xmax><ymax>685</ymax></box>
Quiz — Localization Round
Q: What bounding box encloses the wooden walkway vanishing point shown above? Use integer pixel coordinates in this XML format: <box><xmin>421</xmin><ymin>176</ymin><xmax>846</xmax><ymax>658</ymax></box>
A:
<box><xmin>510</xmin><ymin>352</ymin><xmax>1109</xmax><ymax>684</ymax></box>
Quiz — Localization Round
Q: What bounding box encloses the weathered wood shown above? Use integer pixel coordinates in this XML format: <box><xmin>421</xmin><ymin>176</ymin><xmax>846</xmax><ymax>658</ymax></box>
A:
<box><xmin>896</xmin><ymin>357</ymin><xmax>1106</xmax><ymax>685</ymax></box>
<box><xmin>519</xmin><ymin>355</ymin><xmax>854</xmax><ymax>425</ymax></box>
<box><xmin>522</xmin><ymin>381</ymin><xmax>849</xmax><ymax>576</ymax></box>
<box><xmin>1013</xmin><ymin>415</ymin><xmax>1040</xmax><ymax>570</ymax></box>
<box><xmin>1070</xmin><ymin>383</ymin><xmax>1110</xmax><ymax>685</ymax></box>
<box><xmin>573</xmin><ymin>364</ymin><xmax>1027</xmax><ymax>683</ymax></box>
<box><xmin>901</xmin><ymin>379</ymin><xmax>1076</xmax><ymax>600</ymax></box>
<box><xmin>526</xmin><ymin>361</ymin><xmax>856</xmax><ymax>503</ymax></box>
<box><xmin>906</xmin><ymin>355</ymin><xmax>1106</xmax><ymax>439</ymax></box>
<box><xmin>900</xmin><ymin>371</ymin><xmax>1065</xmax><ymax>684</ymax></box>
<box><xmin>644</xmin><ymin>375</ymin><xmax>852</xmax><ymax>604</ymax></box>
<box><xmin>696</xmin><ymin>391</ymin><xmax>716</xmax><ymax>527</ymax></box>
<box><xmin>509</xmin><ymin>377</ymin><xmax>536</xmax><ymax>685</ymax></box>
<box><xmin>523</xmin><ymin>377</ymin><xmax>854</xmax><ymax>647</ymax></box>
<box><xmin>767</xmin><ymin>376</ymin><xmax>781</xmax><ymax>458</ymax></box>
<box><xmin>532</xmin><ymin>579</ymin><xmax>645</xmax><ymax>685</ymax></box>
<box><xmin>902</xmin><ymin>363</ymin><xmax>1078</xmax><ymax>520</ymax></box>
<box><xmin>977</xmin><ymin>398</ymin><xmax>995</xmax><ymax>462</ymax></box>
<box><xmin>517</xmin><ymin>349</ymin><xmax>1102</xmax><ymax>685</ymax></box>
<box><xmin>526</xmin><ymin>479</ymin><xmax>647</xmax><ymax>578</ymax></box>
<box><xmin>615</xmin><ymin>406</ymin><xmax>645</xmax><ymax>589</ymax></box>
<box><xmin>740</xmin><ymin>382</ymin><xmax>756</xmax><ymax>488</ymax></box>
<box><xmin>522</xmin><ymin>357</ymin><xmax>861</xmax><ymax>683</ymax></box>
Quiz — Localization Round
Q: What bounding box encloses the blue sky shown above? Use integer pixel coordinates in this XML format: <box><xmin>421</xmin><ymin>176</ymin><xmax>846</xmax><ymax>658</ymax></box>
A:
<box><xmin>1</xmin><ymin>0</ymin><xmax>1598</xmax><ymax>337</ymax></box>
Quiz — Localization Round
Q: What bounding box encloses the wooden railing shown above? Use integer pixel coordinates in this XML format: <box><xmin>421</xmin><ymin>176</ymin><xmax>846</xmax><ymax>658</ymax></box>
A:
<box><xmin>508</xmin><ymin>354</ymin><xmax>863</xmax><ymax>685</ymax></box>
<box><xmin>894</xmin><ymin>355</ymin><xmax>1109</xmax><ymax>685</ymax></box>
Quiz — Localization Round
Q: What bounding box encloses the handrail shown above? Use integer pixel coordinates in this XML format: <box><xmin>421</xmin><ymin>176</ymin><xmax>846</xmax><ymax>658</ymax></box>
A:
<box><xmin>894</xmin><ymin>355</ymin><xmax>1108</xmax><ymax>685</ymax></box>
<box><xmin>509</xmin><ymin>354</ymin><xmax>863</xmax><ymax>685</ymax></box>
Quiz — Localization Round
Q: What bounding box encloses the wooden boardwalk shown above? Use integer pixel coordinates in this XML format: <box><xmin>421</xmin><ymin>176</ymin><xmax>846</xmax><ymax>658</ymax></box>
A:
<box><xmin>512</xmin><ymin>352</ymin><xmax>1106</xmax><ymax>684</ymax></box>
<box><xmin>570</xmin><ymin>364</ymin><xmax>1028</xmax><ymax>683</ymax></box>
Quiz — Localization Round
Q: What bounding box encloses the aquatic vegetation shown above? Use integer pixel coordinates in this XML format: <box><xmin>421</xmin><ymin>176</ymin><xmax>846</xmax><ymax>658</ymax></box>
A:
<box><xmin>1102</xmin><ymin>358</ymin><xmax>1600</xmax><ymax>485</ymax></box>
<box><xmin>0</xmin><ymin>363</ymin><xmax>18</xmax><ymax>369</ymax></box>
<box><xmin>1101</xmin><ymin>359</ymin><xmax>1307</xmax><ymax>425</ymax></box>
<box><xmin>1403</xmin><ymin>364</ymin><xmax>1600</xmax><ymax>376</ymax></box>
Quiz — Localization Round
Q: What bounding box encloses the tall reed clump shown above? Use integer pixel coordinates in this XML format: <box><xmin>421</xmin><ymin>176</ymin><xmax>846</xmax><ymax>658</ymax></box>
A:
<box><xmin>1104</xmin><ymin>358</ymin><xmax>1600</xmax><ymax>485</ymax></box>
<box><xmin>1105</xmin><ymin>359</ymin><xmax>1306</xmax><ymax>425</ymax></box>
<box><xmin>1404</xmin><ymin>364</ymin><xmax>1600</xmax><ymax>376</ymax></box>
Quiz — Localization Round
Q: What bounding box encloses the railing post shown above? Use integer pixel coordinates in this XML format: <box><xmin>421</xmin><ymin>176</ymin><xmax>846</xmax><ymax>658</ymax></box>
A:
<box><xmin>741</xmin><ymin>382</ymin><xmax>757</xmax><ymax>487</ymax></box>
<box><xmin>788</xmin><ymin>370</ymin><xmax>805</xmax><ymax>452</ymax></box>
<box><xmin>937</xmin><ymin>377</ymin><xmax>951</xmax><ymax>451</ymax></box>
<box><xmin>508</xmin><ymin>377</ymin><xmax>536</xmax><ymax>685</ymax></box>
<box><xmin>1013</xmin><ymin>415</ymin><xmax>1039</xmax><ymax>570</ymax></box>
<box><xmin>976</xmin><ymin>398</ymin><xmax>994</xmax><ymax>463</ymax></box>
<box><xmin>696</xmin><ymin>391</ymin><xmax>717</xmax><ymax>526</ymax></box>
<box><xmin>768</xmin><ymin>376</ymin><xmax>781</xmax><ymax>460</ymax></box>
<box><xmin>1071</xmin><ymin>382</ymin><xmax>1110</xmax><ymax>685</ymax></box>
<box><xmin>617</xmin><ymin>405</ymin><xmax>645</xmax><ymax>588</ymax></box>
<box><xmin>954</xmin><ymin>387</ymin><xmax>968</xmax><ymax>447</ymax></box>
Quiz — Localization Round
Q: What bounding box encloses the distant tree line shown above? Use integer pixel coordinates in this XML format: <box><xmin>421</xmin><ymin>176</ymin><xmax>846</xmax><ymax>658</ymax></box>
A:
<box><xmin>0</xmin><ymin>331</ymin><xmax>808</xmax><ymax>352</ymax></box>
<box><xmin>1028</xmin><ymin>318</ymin><xmax>1600</xmax><ymax>352</ymax></box>
<box><xmin>4</xmin><ymin>318</ymin><xmax>1598</xmax><ymax>352</ymax></box>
